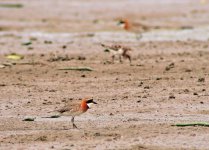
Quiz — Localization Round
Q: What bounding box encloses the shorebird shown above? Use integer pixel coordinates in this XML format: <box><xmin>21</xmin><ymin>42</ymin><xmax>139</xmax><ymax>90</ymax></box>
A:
<box><xmin>101</xmin><ymin>44</ymin><xmax>132</xmax><ymax>64</ymax></box>
<box><xmin>117</xmin><ymin>18</ymin><xmax>193</xmax><ymax>36</ymax></box>
<box><xmin>117</xmin><ymin>19</ymin><xmax>151</xmax><ymax>40</ymax></box>
<box><xmin>54</xmin><ymin>98</ymin><xmax>97</xmax><ymax>129</ymax></box>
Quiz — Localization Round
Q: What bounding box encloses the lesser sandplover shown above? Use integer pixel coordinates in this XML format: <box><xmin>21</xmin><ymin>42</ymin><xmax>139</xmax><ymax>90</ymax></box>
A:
<box><xmin>117</xmin><ymin>19</ymin><xmax>150</xmax><ymax>39</ymax></box>
<box><xmin>54</xmin><ymin>98</ymin><xmax>97</xmax><ymax>129</ymax></box>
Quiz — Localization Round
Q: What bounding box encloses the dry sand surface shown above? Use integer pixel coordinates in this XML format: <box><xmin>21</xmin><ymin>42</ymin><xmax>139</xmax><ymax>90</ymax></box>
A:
<box><xmin>1</xmin><ymin>0</ymin><xmax>209</xmax><ymax>149</ymax></box>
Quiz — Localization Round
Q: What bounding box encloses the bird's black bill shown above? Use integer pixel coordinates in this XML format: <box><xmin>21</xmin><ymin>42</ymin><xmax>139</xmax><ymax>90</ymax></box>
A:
<box><xmin>87</xmin><ymin>99</ymin><xmax>97</xmax><ymax>104</ymax></box>
<box><xmin>92</xmin><ymin>101</ymin><xmax>97</xmax><ymax>104</ymax></box>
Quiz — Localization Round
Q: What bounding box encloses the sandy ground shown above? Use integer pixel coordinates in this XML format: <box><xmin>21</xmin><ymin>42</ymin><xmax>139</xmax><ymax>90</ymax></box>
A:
<box><xmin>1</xmin><ymin>0</ymin><xmax>209</xmax><ymax>149</ymax></box>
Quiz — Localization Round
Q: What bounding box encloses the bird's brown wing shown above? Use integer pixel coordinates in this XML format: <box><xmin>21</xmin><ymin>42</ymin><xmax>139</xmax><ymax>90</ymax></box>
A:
<box><xmin>57</xmin><ymin>107</ymin><xmax>72</xmax><ymax>113</ymax></box>
<box><xmin>122</xmin><ymin>46</ymin><xmax>132</xmax><ymax>51</ymax></box>
<box><xmin>132</xmin><ymin>21</ymin><xmax>176</xmax><ymax>31</ymax></box>
<box><xmin>110</xmin><ymin>45</ymin><xmax>122</xmax><ymax>51</ymax></box>
<box><xmin>101</xmin><ymin>44</ymin><xmax>120</xmax><ymax>51</ymax></box>
<box><xmin>130</xmin><ymin>21</ymin><xmax>152</xmax><ymax>33</ymax></box>
<box><xmin>57</xmin><ymin>101</ymin><xmax>80</xmax><ymax>114</ymax></box>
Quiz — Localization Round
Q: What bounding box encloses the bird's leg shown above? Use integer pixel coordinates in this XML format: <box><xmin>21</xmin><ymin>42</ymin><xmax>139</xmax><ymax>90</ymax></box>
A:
<box><xmin>111</xmin><ymin>55</ymin><xmax>115</xmax><ymax>64</ymax></box>
<box><xmin>119</xmin><ymin>55</ymin><xmax>123</xmax><ymax>63</ymax></box>
<box><xmin>123</xmin><ymin>53</ymin><xmax>132</xmax><ymax>65</ymax></box>
<box><xmin>126</xmin><ymin>54</ymin><xmax>132</xmax><ymax>65</ymax></box>
<box><xmin>71</xmin><ymin>116</ymin><xmax>78</xmax><ymax>129</ymax></box>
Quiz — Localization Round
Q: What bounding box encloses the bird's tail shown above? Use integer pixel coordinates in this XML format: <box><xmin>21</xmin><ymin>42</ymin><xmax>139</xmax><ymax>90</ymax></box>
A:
<box><xmin>41</xmin><ymin>110</ymin><xmax>61</xmax><ymax>118</ymax></box>
<box><xmin>41</xmin><ymin>115</ymin><xmax>60</xmax><ymax>118</ymax></box>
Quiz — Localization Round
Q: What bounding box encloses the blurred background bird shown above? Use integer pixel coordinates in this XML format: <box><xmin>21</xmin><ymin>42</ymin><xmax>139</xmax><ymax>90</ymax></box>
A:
<box><xmin>117</xmin><ymin>18</ymin><xmax>189</xmax><ymax>40</ymax></box>
<box><xmin>117</xmin><ymin>18</ymin><xmax>151</xmax><ymax>40</ymax></box>
<box><xmin>101</xmin><ymin>43</ymin><xmax>132</xmax><ymax>64</ymax></box>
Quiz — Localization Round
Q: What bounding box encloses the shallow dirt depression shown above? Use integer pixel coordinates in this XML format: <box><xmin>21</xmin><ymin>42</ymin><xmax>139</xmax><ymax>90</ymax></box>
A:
<box><xmin>1</xmin><ymin>0</ymin><xmax>209</xmax><ymax>149</ymax></box>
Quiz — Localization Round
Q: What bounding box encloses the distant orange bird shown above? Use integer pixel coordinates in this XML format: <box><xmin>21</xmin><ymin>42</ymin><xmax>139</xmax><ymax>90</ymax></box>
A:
<box><xmin>117</xmin><ymin>19</ymin><xmax>151</xmax><ymax>39</ymax></box>
<box><xmin>117</xmin><ymin>18</ymin><xmax>194</xmax><ymax>37</ymax></box>
<box><xmin>54</xmin><ymin>98</ymin><xmax>97</xmax><ymax>129</ymax></box>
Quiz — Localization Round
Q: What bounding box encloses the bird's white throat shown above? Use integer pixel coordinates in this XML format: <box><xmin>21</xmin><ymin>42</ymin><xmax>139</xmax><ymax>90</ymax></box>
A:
<box><xmin>87</xmin><ymin>103</ymin><xmax>93</xmax><ymax>108</ymax></box>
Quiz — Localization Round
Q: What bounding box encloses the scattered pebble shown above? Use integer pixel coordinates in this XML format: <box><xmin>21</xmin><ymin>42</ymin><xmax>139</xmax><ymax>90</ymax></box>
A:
<box><xmin>81</xmin><ymin>74</ymin><xmax>86</xmax><ymax>78</ymax></box>
<box><xmin>109</xmin><ymin>113</ymin><xmax>114</xmax><ymax>116</ymax></box>
<box><xmin>193</xmin><ymin>92</ymin><xmax>198</xmax><ymax>95</ymax></box>
<box><xmin>138</xmin><ymin>82</ymin><xmax>143</xmax><ymax>87</ymax></box>
<box><xmin>62</xmin><ymin>45</ymin><xmax>67</xmax><ymax>49</ymax></box>
<box><xmin>198</xmin><ymin>77</ymin><xmax>205</xmax><ymax>82</ymax></box>
<box><xmin>185</xmin><ymin>69</ymin><xmax>192</xmax><ymax>72</ymax></box>
<box><xmin>35</xmin><ymin>136</ymin><xmax>47</xmax><ymax>141</ymax></box>
<box><xmin>77</xmin><ymin>56</ymin><xmax>86</xmax><ymax>60</ymax></box>
<box><xmin>169</xmin><ymin>95</ymin><xmax>175</xmax><ymax>99</ymax></box>
<box><xmin>165</xmin><ymin>62</ymin><xmax>175</xmax><ymax>71</ymax></box>
<box><xmin>156</xmin><ymin>77</ymin><xmax>162</xmax><ymax>80</ymax></box>
<box><xmin>144</xmin><ymin>86</ymin><xmax>150</xmax><ymax>89</ymax></box>
<box><xmin>47</xmin><ymin>55</ymin><xmax>72</xmax><ymax>62</ymax></box>
<box><xmin>184</xmin><ymin>89</ymin><xmax>189</xmax><ymax>93</ymax></box>
<box><xmin>44</xmin><ymin>40</ymin><xmax>53</xmax><ymax>44</ymax></box>
<box><xmin>94</xmin><ymin>133</ymin><xmax>101</xmax><ymax>136</ymax></box>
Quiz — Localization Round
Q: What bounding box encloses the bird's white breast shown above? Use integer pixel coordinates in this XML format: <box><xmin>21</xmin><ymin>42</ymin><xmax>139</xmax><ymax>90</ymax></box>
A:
<box><xmin>110</xmin><ymin>48</ymin><xmax>123</xmax><ymax>56</ymax></box>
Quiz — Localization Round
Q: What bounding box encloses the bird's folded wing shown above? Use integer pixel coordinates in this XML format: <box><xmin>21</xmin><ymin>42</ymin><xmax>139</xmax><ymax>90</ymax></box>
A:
<box><xmin>57</xmin><ymin>107</ymin><xmax>71</xmax><ymax>113</ymax></box>
<box><xmin>57</xmin><ymin>102</ymin><xmax>80</xmax><ymax>114</ymax></box>
<box><xmin>123</xmin><ymin>47</ymin><xmax>132</xmax><ymax>51</ymax></box>
<box><xmin>101</xmin><ymin>44</ymin><xmax>119</xmax><ymax>51</ymax></box>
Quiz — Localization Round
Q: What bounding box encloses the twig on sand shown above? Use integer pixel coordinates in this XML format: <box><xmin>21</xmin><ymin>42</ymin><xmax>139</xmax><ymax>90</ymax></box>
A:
<box><xmin>58</xmin><ymin>67</ymin><xmax>93</xmax><ymax>71</ymax></box>
<box><xmin>22</xmin><ymin>118</ymin><xmax>35</xmax><ymax>121</ymax></box>
<box><xmin>172</xmin><ymin>122</ymin><xmax>209</xmax><ymax>127</ymax></box>
<box><xmin>0</xmin><ymin>3</ymin><xmax>23</xmax><ymax>8</ymax></box>
<box><xmin>41</xmin><ymin>115</ymin><xmax>60</xmax><ymax>118</ymax></box>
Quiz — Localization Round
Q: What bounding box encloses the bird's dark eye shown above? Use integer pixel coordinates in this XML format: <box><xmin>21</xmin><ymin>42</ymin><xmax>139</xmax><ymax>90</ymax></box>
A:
<box><xmin>86</xmin><ymin>99</ymin><xmax>93</xmax><ymax>103</ymax></box>
<box><xmin>119</xmin><ymin>20</ymin><xmax>124</xmax><ymax>23</ymax></box>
